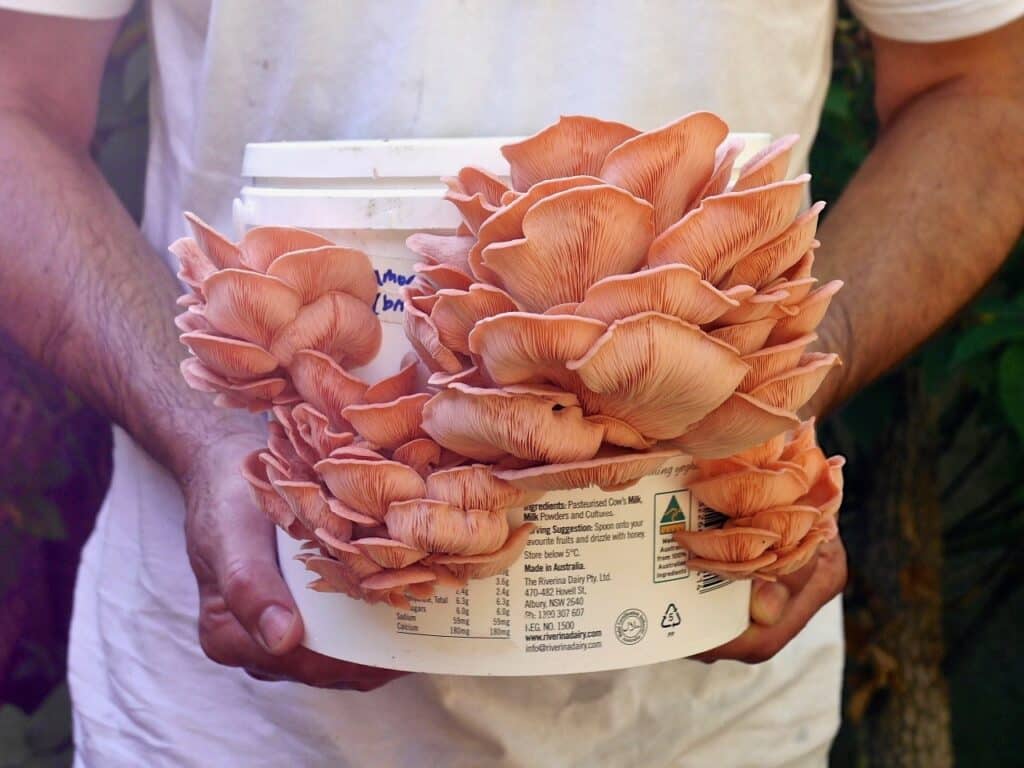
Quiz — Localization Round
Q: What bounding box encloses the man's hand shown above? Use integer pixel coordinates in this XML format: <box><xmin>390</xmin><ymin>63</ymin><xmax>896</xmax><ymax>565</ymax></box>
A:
<box><xmin>695</xmin><ymin>537</ymin><xmax>847</xmax><ymax>664</ymax></box>
<box><xmin>181</xmin><ymin>432</ymin><xmax>406</xmax><ymax>690</ymax></box>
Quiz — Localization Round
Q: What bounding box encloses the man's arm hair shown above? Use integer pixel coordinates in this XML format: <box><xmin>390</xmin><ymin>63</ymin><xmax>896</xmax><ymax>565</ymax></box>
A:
<box><xmin>811</xmin><ymin>17</ymin><xmax>1024</xmax><ymax>414</ymax></box>
<box><xmin>0</xmin><ymin>11</ymin><xmax>262</xmax><ymax>480</ymax></box>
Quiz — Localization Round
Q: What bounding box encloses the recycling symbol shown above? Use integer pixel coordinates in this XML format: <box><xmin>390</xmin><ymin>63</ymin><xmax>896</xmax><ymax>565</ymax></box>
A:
<box><xmin>660</xmin><ymin>603</ymin><xmax>681</xmax><ymax>629</ymax></box>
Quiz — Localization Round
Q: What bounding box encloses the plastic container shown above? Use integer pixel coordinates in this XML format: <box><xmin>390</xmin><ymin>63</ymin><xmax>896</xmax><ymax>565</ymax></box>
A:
<box><xmin>236</xmin><ymin>134</ymin><xmax>771</xmax><ymax>675</ymax></box>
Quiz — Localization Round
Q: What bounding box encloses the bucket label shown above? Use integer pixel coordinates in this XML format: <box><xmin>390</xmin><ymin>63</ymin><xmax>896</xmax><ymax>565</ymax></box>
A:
<box><xmin>279</xmin><ymin>454</ymin><xmax>750</xmax><ymax>676</ymax></box>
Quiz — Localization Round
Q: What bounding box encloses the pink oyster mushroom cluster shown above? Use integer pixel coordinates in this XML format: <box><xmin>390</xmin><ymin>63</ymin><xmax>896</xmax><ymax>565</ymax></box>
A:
<box><xmin>172</xmin><ymin>214</ymin><xmax>536</xmax><ymax>607</ymax></box>
<box><xmin>678</xmin><ymin>420</ymin><xmax>844</xmax><ymax>580</ymax></box>
<box><xmin>405</xmin><ymin>113</ymin><xmax>843</xmax><ymax>493</ymax></box>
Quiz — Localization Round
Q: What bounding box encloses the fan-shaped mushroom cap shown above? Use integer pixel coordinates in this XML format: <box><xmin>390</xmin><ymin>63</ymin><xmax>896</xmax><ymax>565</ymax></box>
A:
<box><xmin>201</xmin><ymin>269</ymin><xmax>303</xmax><ymax>349</ymax></box>
<box><xmin>180</xmin><ymin>358</ymin><xmax>287</xmax><ymax>410</ymax></box>
<box><xmin>393</xmin><ymin>438</ymin><xmax>443</xmax><ymax>477</ymax></box>
<box><xmin>287</xmin><ymin>402</ymin><xmax>354</xmax><ymax>459</ymax></box>
<box><xmin>574</xmin><ymin>264</ymin><xmax>739</xmax><ymax>326</ymax></box>
<box><xmin>324</xmin><ymin>497</ymin><xmax>379</xmax><ymax>527</ymax></box>
<box><xmin>272</xmin><ymin>479</ymin><xmax>353</xmax><ymax>542</ymax></box>
<box><xmin>748</xmin><ymin>353</ymin><xmax>841</xmax><ymax>412</ymax></box>
<box><xmin>443</xmin><ymin>184</ymin><xmax>500</xmax><ymax>236</ymax></box>
<box><xmin>691</xmin><ymin>136</ymin><xmax>746</xmax><ymax>207</ymax></box>
<box><xmin>686</xmin><ymin>552</ymin><xmax>779</xmax><ymax>580</ymax></box>
<box><xmin>403</xmin><ymin>290</ymin><xmax>464</xmax><ymax>373</ymax></box>
<box><xmin>675</xmin><ymin>526</ymin><xmax>781</xmax><ymax>562</ymax></box>
<box><xmin>405</xmin><ymin>233</ymin><xmax>475</xmax><ymax>271</ymax></box>
<box><xmin>565</xmin><ymin>312</ymin><xmax>747</xmax><ymax>439</ymax></box>
<box><xmin>687</xmin><ymin>462</ymin><xmax>810</xmax><ymax>517</ymax></box>
<box><xmin>414</xmin><ymin>261</ymin><xmax>475</xmax><ymax>292</ymax></box>
<box><xmin>428</xmin><ymin>523</ymin><xmax>535</xmax><ymax>580</ymax></box>
<box><xmin>759</xmin><ymin>529</ymin><xmax>829</xmax><ymax>577</ymax></box>
<box><xmin>713</xmin><ymin>286</ymin><xmax>793</xmax><ymax>326</ymax></box>
<box><xmin>240</xmin><ymin>450</ymin><xmax>306</xmax><ymax>538</ymax></box>
<box><xmin>385</xmin><ymin>499</ymin><xmax>510</xmax><ymax>556</ymax></box>
<box><xmin>171</xmin><ymin>236</ymin><xmax>216</xmax><ymax>293</ymax></box>
<box><xmin>341</xmin><ymin>393</ymin><xmax>431</xmax><ymax>449</ymax></box>
<box><xmin>501</xmin><ymin>115</ymin><xmax>639</xmax><ymax>190</ymax></box>
<box><xmin>732</xmin><ymin>134</ymin><xmax>799</xmax><ymax>192</ymax></box>
<box><xmin>469</xmin><ymin>175</ymin><xmax>605</xmax><ymax>277</ymax></box>
<box><xmin>238</xmin><ymin>225</ymin><xmax>335</xmax><ymax>273</ymax></box>
<box><xmin>284</xmin><ymin>349</ymin><xmax>368</xmax><ymax>428</ymax></box>
<box><xmin>739</xmin><ymin>333</ymin><xmax>818</xmax><ymax>392</ymax></box>
<box><xmin>265</xmin><ymin>245</ymin><xmax>377</xmax><ymax>305</ymax></box>
<box><xmin>587</xmin><ymin>415</ymin><xmax>656</xmax><ymax>450</ymax></box>
<box><xmin>798</xmin><ymin>455</ymin><xmax>845</xmax><ymax>518</ymax></box>
<box><xmin>303</xmin><ymin>554</ymin><xmax>369</xmax><ymax>598</ymax></box>
<box><xmin>184</xmin><ymin>212</ymin><xmax>243</xmax><ymax>270</ymax></box>
<box><xmin>314</xmin><ymin>458</ymin><xmax>426</xmax><ymax>521</ymax></box>
<box><xmin>354</xmin><ymin>537</ymin><xmax>429</xmax><ymax>569</ymax></box>
<box><xmin>269</xmin><ymin>291</ymin><xmax>382</xmax><ymax>367</ymax></box>
<box><xmin>495</xmin><ymin>448</ymin><xmax>679</xmax><ymax>492</ymax></box>
<box><xmin>707</xmin><ymin>317</ymin><xmax>778</xmax><ymax>356</ymax></box>
<box><xmin>480</xmin><ymin>185</ymin><xmax>655</xmax><ymax>312</ymax></box>
<box><xmin>425</xmin><ymin>464</ymin><xmax>528</xmax><ymax>510</ymax></box>
<box><xmin>599</xmin><ymin>111</ymin><xmax>728</xmax><ymax>234</ymax></box>
<box><xmin>469</xmin><ymin>312</ymin><xmax>607</xmax><ymax>386</ymax></box>
<box><xmin>427</xmin><ymin>366</ymin><xmax>490</xmax><ymax>389</ymax></box>
<box><xmin>766</xmin><ymin>280</ymin><xmax>844</xmax><ymax>345</ymax></box>
<box><xmin>179</xmin><ymin>332</ymin><xmax>279</xmax><ymax>380</ymax></box>
<box><xmin>446</xmin><ymin>165</ymin><xmax>509</xmax><ymax>206</ymax></box>
<box><xmin>432</xmin><ymin>285</ymin><xmax>520</xmax><ymax>355</ymax></box>
<box><xmin>647</xmin><ymin>175</ymin><xmax>809</xmax><ymax>284</ymax></box>
<box><xmin>723</xmin><ymin>202</ymin><xmax>824</xmax><ymax>290</ymax></box>
<box><xmin>730</xmin><ymin>432</ymin><xmax>787</xmax><ymax>467</ymax></box>
<box><xmin>422</xmin><ymin>383</ymin><xmax>605</xmax><ymax>464</ymax></box>
<box><xmin>360</xmin><ymin>565</ymin><xmax>437</xmax><ymax>592</ymax></box>
<box><xmin>732</xmin><ymin>505</ymin><xmax>820</xmax><ymax>549</ymax></box>
<box><xmin>363</xmin><ymin>355</ymin><xmax>421</xmax><ymax>404</ymax></box>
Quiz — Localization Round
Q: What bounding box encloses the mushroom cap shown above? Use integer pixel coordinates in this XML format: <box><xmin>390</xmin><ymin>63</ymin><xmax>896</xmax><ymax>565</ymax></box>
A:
<box><xmin>708</xmin><ymin>318</ymin><xmax>778</xmax><ymax>356</ymax></box>
<box><xmin>730</xmin><ymin>505</ymin><xmax>820</xmax><ymax>549</ymax></box>
<box><xmin>269</xmin><ymin>291</ymin><xmax>382</xmax><ymax>367</ymax></box>
<box><xmin>286</xmin><ymin>349</ymin><xmax>367</xmax><ymax>430</ymax></box>
<box><xmin>732</xmin><ymin>133</ymin><xmax>799</xmax><ymax>192</ymax></box>
<box><xmin>469</xmin><ymin>312</ymin><xmax>607</xmax><ymax>386</ymax></box>
<box><xmin>421</xmin><ymin>383</ymin><xmax>605</xmax><ymax>464</ymax></box>
<box><xmin>385</xmin><ymin>499</ymin><xmax>510</xmax><ymax>556</ymax></box>
<box><xmin>500</xmin><ymin>115</ymin><xmax>639</xmax><ymax>190</ymax></box>
<box><xmin>265</xmin><ymin>245</ymin><xmax>377</xmax><ymax>305</ymax></box>
<box><xmin>480</xmin><ymin>184</ymin><xmax>655</xmax><ymax>312</ymax></box>
<box><xmin>314</xmin><ymin>458</ymin><xmax>426</xmax><ymax>522</ymax></box>
<box><xmin>675</xmin><ymin>526</ymin><xmax>782</xmax><ymax>562</ymax></box>
<box><xmin>428</xmin><ymin>523</ymin><xmax>536</xmax><ymax>580</ymax></box>
<box><xmin>565</xmin><ymin>312</ymin><xmax>748</xmax><ymax>439</ymax></box>
<box><xmin>392</xmin><ymin>438</ymin><xmax>443</xmax><ymax>477</ymax></box>
<box><xmin>647</xmin><ymin>175</ymin><xmax>809</xmax><ymax>284</ymax></box>
<box><xmin>341</xmin><ymin>393</ymin><xmax>431</xmax><ymax>449</ymax></box>
<box><xmin>748</xmin><ymin>353</ymin><xmax>841</xmax><ymax>412</ymax></box>
<box><xmin>574</xmin><ymin>264</ymin><xmax>740</xmax><ymax>326</ymax></box>
<box><xmin>425</xmin><ymin>464</ymin><xmax>529</xmax><ymax>510</ymax></box>
<box><xmin>722</xmin><ymin>201</ymin><xmax>824</xmax><ymax>290</ymax></box>
<box><xmin>739</xmin><ymin>333</ymin><xmax>818</xmax><ymax>392</ymax></box>
<box><xmin>353</xmin><ymin>537</ymin><xmax>429</xmax><ymax>569</ymax></box>
<box><xmin>599</xmin><ymin>110</ymin><xmax>728</xmax><ymax>234</ymax></box>
<box><xmin>687</xmin><ymin>462</ymin><xmax>810</xmax><ymax>518</ymax></box>
<box><xmin>237</xmin><ymin>225</ymin><xmax>335</xmax><ymax>272</ymax></box>
<box><xmin>766</xmin><ymin>280</ymin><xmax>844</xmax><ymax>346</ymax></box>
<box><xmin>431</xmin><ymin>285</ymin><xmax>521</xmax><ymax>355</ymax></box>
<box><xmin>179</xmin><ymin>332</ymin><xmax>279</xmax><ymax>380</ymax></box>
<box><xmin>201</xmin><ymin>268</ymin><xmax>302</xmax><ymax>349</ymax></box>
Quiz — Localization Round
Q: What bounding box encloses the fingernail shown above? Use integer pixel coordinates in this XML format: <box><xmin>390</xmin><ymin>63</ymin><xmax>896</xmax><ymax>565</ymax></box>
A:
<box><xmin>257</xmin><ymin>605</ymin><xmax>295</xmax><ymax>653</ymax></box>
<box><xmin>751</xmin><ymin>581</ymin><xmax>790</xmax><ymax>626</ymax></box>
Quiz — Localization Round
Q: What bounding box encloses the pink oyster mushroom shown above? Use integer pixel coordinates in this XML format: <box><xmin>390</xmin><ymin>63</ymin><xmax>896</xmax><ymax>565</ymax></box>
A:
<box><xmin>403</xmin><ymin>112</ymin><xmax>844</xmax><ymax>496</ymax></box>
<box><xmin>171</xmin><ymin>216</ymin><xmax>537</xmax><ymax>606</ymax></box>
<box><xmin>675</xmin><ymin>419</ymin><xmax>844</xmax><ymax>580</ymax></box>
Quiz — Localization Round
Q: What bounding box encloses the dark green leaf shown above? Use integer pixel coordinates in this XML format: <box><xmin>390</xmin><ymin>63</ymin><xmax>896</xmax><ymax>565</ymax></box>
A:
<box><xmin>951</xmin><ymin>320</ymin><xmax>1024</xmax><ymax>367</ymax></box>
<box><xmin>0</xmin><ymin>706</ymin><xmax>31</xmax><ymax>767</ymax></box>
<box><xmin>999</xmin><ymin>344</ymin><xmax>1024</xmax><ymax>440</ymax></box>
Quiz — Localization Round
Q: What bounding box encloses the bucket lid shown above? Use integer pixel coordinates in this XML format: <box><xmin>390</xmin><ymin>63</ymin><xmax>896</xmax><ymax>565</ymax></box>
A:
<box><xmin>242</xmin><ymin>138</ymin><xmax>519</xmax><ymax>180</ymax></box>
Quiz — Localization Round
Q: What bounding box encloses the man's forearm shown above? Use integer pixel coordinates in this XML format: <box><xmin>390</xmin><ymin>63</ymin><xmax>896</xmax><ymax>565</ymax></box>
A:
<box><xmin>810</xmin><ymin>74</ymin><xmax>1024</xmax><ymax>415</ymax></box>
<box><xmin>0</xmin><ymin>109</ymin><xmax>263</xmax><ymax>479</ymax></box>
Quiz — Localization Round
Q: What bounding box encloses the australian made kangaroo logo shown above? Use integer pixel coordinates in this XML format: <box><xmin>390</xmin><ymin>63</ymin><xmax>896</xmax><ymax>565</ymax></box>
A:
<box><xmin>658</xmin><ymin>494</ymin><xmax>686</xmax><ymax>535</ymax></box>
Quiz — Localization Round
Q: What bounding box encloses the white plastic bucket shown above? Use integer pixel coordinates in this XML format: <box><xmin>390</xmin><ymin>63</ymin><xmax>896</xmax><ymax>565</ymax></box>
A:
<box><xmin>236</xmin><ymin>134</ymin><xmax>771</xmax><ymax>675</ymax></box>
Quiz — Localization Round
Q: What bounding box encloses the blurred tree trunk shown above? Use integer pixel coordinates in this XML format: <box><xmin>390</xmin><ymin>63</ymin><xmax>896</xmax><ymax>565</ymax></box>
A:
<box><xmin>851</xmin><ymin>370</ymin><xmax>952</xmax><ymax>767</ymax></box>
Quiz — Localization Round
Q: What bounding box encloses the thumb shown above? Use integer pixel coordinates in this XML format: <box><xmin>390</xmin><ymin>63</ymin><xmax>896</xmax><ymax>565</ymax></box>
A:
<box><xmin>217</xmin><ymin>514</ymin><xmax>304</xmax><ymax>655</ymax></box>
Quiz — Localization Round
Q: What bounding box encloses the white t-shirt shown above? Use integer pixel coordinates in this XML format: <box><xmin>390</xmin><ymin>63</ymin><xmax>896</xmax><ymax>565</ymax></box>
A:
<box><xmin>6</xmin><ymin>1</ymin><xmax>1022</xmax><ymax>766</ymax></box>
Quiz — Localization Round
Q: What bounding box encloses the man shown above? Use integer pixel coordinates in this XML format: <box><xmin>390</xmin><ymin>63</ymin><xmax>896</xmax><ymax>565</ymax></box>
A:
<box><xmin>1</xmin><ymin>1</ymin><xmax>1021</xmax><ymax>765</ymax></box>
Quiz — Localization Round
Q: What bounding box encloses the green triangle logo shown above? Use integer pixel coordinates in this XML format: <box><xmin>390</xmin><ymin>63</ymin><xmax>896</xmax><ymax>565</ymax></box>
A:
<box><xmin>660</xmin><ymin>495</ymin><xmax>685</xmax><ymax>524</ymax></box>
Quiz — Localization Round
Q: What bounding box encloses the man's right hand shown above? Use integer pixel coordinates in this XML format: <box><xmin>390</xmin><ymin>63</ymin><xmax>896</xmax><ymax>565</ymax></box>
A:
<box><xmin>181</xmin><ymin>431</ymin><xmax>406</xmax><ymax>691</ymax></box>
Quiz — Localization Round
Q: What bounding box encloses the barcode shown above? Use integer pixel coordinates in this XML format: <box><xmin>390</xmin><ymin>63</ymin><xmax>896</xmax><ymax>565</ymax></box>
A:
<box><xmin>696</xmin><ymin>505</ymin><xmax>731</xmax><ymax>593</ymax></box>
<box><xmin>697</xmin><ymin>571</ymin><xmax>729</xmax><ymax>594</ymax></box>
<box><xmin>699</xmin><ymin>507</ymin><xmax>728</xmax><ymax>530</ymax></box>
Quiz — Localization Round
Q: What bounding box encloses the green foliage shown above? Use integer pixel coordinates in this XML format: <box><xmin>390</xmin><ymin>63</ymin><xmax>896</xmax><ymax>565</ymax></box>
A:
<box><xmin>0</xmin><ymin>685</ymin><xmax>72</xmax><ymax>768</ymax></box>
